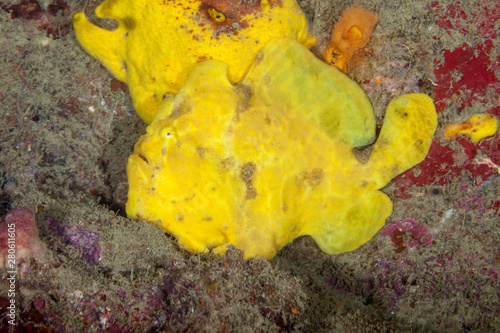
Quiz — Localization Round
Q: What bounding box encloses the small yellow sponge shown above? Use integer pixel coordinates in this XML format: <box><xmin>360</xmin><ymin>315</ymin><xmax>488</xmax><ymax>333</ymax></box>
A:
<box><xmin>444</xmin><ymin>113</ymin><xmax>498</xmax><ymax>142</ymax></box>
<box><xmin>126</xmin><ymin>38</ymin><xmax>437</xmax><ymax>259</ymax></box>
<box><xmin>73</xmin><ymin>0</ymin><xmax>315</xmax><ymax>123</ymax></box>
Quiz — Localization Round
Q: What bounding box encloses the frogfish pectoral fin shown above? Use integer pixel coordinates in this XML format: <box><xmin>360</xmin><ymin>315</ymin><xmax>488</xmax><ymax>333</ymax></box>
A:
<box><xmin>364</xmin><ymin>93</ymin><xmax>438</xmax><ymax>189</ymax></box>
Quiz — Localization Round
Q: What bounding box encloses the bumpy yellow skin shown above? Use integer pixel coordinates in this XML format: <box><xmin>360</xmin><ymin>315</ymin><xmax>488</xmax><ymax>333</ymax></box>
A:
<box><xmin>126</xmin><ymin>39</ymin><xmax>438</xmax><ymax>259</ymax></box>
<box><xmin>73</xmin><ymin>0</ymin><xmax>315</xmax><ymax>123</ymax></box>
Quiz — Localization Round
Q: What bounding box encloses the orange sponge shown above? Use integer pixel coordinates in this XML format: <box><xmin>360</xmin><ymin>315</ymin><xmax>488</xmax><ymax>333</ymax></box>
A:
<box><xmin>323</xmin><ymin>6</ymin><xmax>378</xmax><ymax>72</ymax></box>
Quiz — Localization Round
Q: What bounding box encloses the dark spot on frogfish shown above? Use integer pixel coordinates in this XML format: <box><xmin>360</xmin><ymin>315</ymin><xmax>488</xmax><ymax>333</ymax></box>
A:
<box><xmin>240</xmin><ymin>162</ymin><xmax>257</xmax><ymax>199</ymax></box>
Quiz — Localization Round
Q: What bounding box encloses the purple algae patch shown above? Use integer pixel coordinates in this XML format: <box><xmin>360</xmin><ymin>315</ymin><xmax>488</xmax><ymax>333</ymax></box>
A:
<box><xmin>381</xmin><ymin>218</ymin><xmax>433</xmax><ymax>253</ymax></box>
<box><xmin>47</xmin><ymin>219</ymin><xmax>102</xmax><ymax>264</ymax></box>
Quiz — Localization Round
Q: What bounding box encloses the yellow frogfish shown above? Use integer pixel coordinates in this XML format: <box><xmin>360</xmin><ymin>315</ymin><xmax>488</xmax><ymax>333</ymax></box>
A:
<box><xmin>126</xmin><ymin>38</ymin><xmax>438</xmax><ymax>259</ymax></box>
<box><xmin>73</xmin><ymin>0</ymin><xmax>315</xmax><ymax>123</ymax></box>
